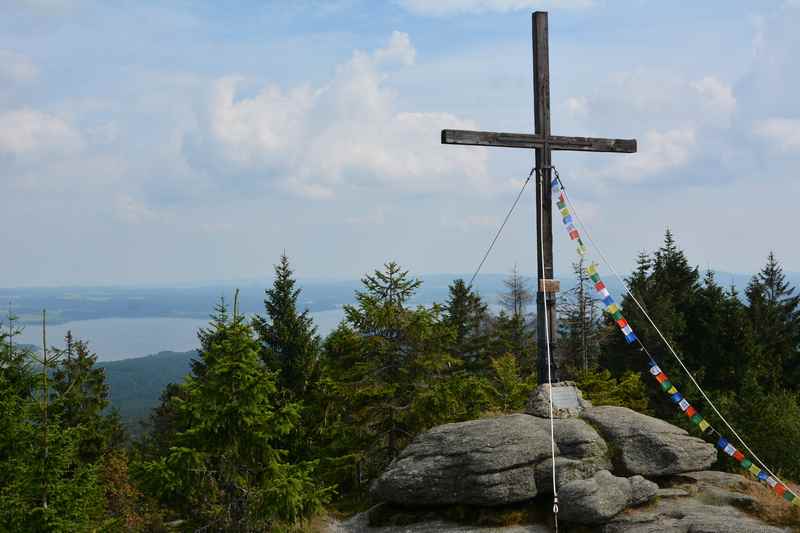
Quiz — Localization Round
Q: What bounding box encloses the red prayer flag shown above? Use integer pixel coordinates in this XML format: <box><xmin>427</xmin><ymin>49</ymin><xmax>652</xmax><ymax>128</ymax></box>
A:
<box><xmin>595</xmin><ymin>281</ymin><xmax>606</xmax><ymax>291</ymax></box>
<box><xmin>685</xmin><ymin>406</ymin><xmax>697</xmax><ymax>418</ymax></box>
<box><xmin>733</xmin><ymin>450</ymin><xmax>745</xmax><ymax>462</ymax></box>
<box><xmin>655</xmin><ymin>372</ymin><xmax>668</xmax><ymax>384</ymax></box>
<box><xmin>776</xmin><ymin>484</ymin><xmax>787</xmax><ymax>496</ymax></box>
<box><xmin>616</xmin><ymin>318</ymin><xmax>628</xmax><ymax>329</ymax></box>
<box><xmin>569</xmin><ymin>229</ymin><xmax>579</xmax><ymax>240</ymax></box>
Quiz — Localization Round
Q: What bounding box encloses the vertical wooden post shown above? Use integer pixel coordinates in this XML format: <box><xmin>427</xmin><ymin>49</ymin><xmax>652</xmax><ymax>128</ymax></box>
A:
<box><xmin>533</xmin><ymin>11</ymin><xmax>559</xmax><ymax>384</ymax></box>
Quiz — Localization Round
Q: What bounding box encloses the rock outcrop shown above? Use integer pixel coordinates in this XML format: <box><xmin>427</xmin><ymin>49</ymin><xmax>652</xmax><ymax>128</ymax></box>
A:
<box><xmin>558</xmin><ymin>470</ymin><xmax>658</xmax><ymax>525</ymax></box>
<box><xmin>341</xmin><ymin>384</ymin><xmax>793</xmax><ymax>533</ymax></box>
<box><xmin>582</xmin><ymin>405</ymin><xmax>717</xmax><ymax>476</ymax></box>
<box><xmin>371</xmin><ymin>414</ymin><xmax>553</xmax><ymax>506</ymax></box>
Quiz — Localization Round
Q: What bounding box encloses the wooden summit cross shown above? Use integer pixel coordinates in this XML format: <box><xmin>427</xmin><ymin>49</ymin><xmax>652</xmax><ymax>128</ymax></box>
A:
<box><xmin>442</xmin><ymin>12</ymin><xmax>637</xmax><ymax>384</ymax></box>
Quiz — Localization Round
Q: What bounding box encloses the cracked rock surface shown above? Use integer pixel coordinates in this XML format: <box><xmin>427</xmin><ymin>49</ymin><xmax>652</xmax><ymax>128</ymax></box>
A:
<box><xmin>582</xmin><ymin>406</ymin><xmax>717</xmax><ymax>476</ymax></box>
<box><xmin>371</xmin><ymin>414</ymin><xmax>553</xmax><ymax>506</ymax></box>
<box><xmin>353</xmin><ymin>385</ymin><xmax>793</xmax><ymax>532</ymax></box>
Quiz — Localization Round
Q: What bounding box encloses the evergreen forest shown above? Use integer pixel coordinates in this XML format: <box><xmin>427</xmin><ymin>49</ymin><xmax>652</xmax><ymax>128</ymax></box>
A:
<box><xmin>3</xmin><ymin>230</ymin><xmax>800</xmax><ymax>531</ymax></box>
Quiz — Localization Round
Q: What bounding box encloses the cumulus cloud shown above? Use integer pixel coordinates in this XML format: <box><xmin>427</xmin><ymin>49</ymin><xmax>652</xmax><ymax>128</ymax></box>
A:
<box><xmin>691</xmin><ymin>76</ymin><xmax>736</xmax><ymax>120</ymax></box>
<box><xmin>0</xmin><ymin>108</ymin><xmax>83</xmax><ymax>157</ymax></box>
<box><xmin>398</xmin><ymin>0</ymin><xmax>593</xmax><ymax>16</ymax></box>
<box><xmin>609</xmin><ymin>128</ymin><xmax>697</xmax><ymax>182</ymax></box>
<box><xmin>0</xmin><ymin>49</ymin><xmax>38</xmax><ymax>84</ymax></box>
<box><xmin>189</xmin><ymin>31</ymin><xmax>489</xmax><ymax>198</ymax></box>
<box><xmin>754</xmin><ymin>118</ymin><xmax>800</xmax><ymax>152</ymax></box>
<box><xmin>561</xmin><ymin>69</ymin><xmax>738</xmax><ymax>184</ymax></box>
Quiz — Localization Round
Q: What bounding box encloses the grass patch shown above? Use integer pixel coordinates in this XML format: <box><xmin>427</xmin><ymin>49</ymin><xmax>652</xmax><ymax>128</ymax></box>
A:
<box><xmin>744</xmin><ymin>481</ymin><xmax>800</xmax><ymax>528</ymax></box>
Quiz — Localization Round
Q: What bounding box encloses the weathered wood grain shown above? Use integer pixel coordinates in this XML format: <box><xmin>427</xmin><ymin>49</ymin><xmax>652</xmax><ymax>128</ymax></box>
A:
<box><xmin>441</xmin><ymin>129</ymin><xmax>637</xmax><ymax>153</ymax></box>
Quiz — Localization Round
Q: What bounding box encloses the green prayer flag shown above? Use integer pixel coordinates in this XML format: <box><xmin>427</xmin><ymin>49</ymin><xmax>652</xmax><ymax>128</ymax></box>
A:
<box><xmin>660</xmin><ymin>381</ymin><xmax>672</xmax><ymax>392</ymax></box>
<box><xmin>590</xmin><ymin>273</ymin><xmax>600</xmax><ymax>283</ymax></box>
<box><xmin>741</xmin><ymin>459</ymin><xmax>752</xmax><ymax>469</ymax></box>
<box><xmin>612</xmin><ymin>310</ymin><xmax>623</xmax><ymax>321</ymax></box>
<box><xmin>691</xmin><ymin>414</ymin><xmax>703</xmax><ymax>425</ymax></box>
<box><xmin>785</xmin><ymin>491</ymin><xmax>796</xmax><ymax>503</ymax></box>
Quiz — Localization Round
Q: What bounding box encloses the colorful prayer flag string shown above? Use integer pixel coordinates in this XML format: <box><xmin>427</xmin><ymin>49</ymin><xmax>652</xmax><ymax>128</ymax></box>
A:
<box><xmin>552</xmin><ymin>177</ymin><xmax>638</xmax><ymax>345</ymax></box>
<box><xmin>647</xmin><ymin>362</ymin><xmax>799</xmax><ymax>504</ymax></box>
<box><xmin>552</xmin><ymin>172</ymin><xmax>799</xmax><ymax>506</ymax></box>
<box><xmin>552</xmin><ymin>178</ymin><xmax>588</xmax><ymax>257</ymax></box>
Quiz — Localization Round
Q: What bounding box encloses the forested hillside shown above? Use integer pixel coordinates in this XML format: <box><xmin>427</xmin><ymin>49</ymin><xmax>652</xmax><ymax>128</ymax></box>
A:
<box><xmin>99</xmin><ymin>351</ymin><xmax>195</xmax><ymax>434</ymax></box>
<box><xmin>2</xmin><ymin>232</ymin><xmax>800</xmax><ymax>531</ymax></box>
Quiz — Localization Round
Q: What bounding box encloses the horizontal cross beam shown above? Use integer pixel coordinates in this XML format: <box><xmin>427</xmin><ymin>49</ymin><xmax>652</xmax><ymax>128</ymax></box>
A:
<box><xmin>441</xmin><ymin>129</ymin><xmax>637</xmax><ymax>153</ymax></box>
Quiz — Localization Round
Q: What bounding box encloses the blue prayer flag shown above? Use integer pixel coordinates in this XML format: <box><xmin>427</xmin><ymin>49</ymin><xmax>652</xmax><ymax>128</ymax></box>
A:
<box><xmin>563</xmin><ymin>215</ymin><xmax>573</xmax><ymax>225</ymax></box>
<box><xmin>717</xmin><ymin>437</ymin><xmax>729</xmax><ymax>450</ymax></box>
<box><xmin>602</xmin><ymin>296</ymin><xmax>614</xmax><ymax>306</ymax></box>
<box><xmin>624</xmin><ymin>332</ymin><xmax>637</xmax><ymax>344</ymax></box>
<box><xmin>671</xmin><ymin>393</ymin><xmax>683</xmax><ymax>403</ymax></box>
<box><xmin>758</xmin><ymin>470</ymin><xmax>769</xmax><ymax>481</ymax></box>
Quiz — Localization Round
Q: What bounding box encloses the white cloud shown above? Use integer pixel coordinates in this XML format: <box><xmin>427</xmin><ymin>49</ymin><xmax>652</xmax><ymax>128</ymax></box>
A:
<box><xmin>754</xmin><ymin>118</ymin><xmax>800</xmax><ymax>152</ymax></box>
<box><xmin>374</xmin><ymin>31</ymin><xmax>416</xmax><ymax>66</ymax></box>
<box><xmin>593</xmin><ymin>128</ymin><xmax>696</xmax><ymax>183</ymax></box>
<box><xmin>0</xmin><ymin>49</ymin><xmax>38</xmax><ymax>84</ymax></box>
<box><xmin>691</xmin><ymin>76</ymin><xmax>736</xmax><ymax>119</ymax></box>
<box><xmin>194</xmin><ymin>32</ymin><xmax>489</xmax><ymax>198</ymax></box>
<box><xmin>398</xmin><ymin>0</ymin><xmax>593</xmax><ymax>16</ymax></box>
<box><xmin>0</xmin><ymin>108</ymin><xmax>83</xmax><ymax>157</ymax></box>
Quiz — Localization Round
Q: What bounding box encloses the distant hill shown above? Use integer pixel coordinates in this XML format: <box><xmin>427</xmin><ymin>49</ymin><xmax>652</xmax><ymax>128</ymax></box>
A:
<box><xmin>100</xmin><ymin>350</ymin><xmax>195</xmax><ymax>435</ymax></box>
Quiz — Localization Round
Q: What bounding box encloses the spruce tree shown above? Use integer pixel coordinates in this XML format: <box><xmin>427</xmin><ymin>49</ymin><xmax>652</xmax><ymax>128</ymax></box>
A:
<box><xmin>442</xmin><ymin>279</ymin><xmax>489</xmax><ymax>370</ymax></box>
<box><xmin>494</xmin><ymin>266</ymin><xmax>535</xmax><ymax>370</ymax></box>
<box><xmin>137</xmin><ymin>296</ymin><xmax>329</xmax><ymax>530</ymax></box>
<box><xmin>499</xmin><ymin>264</ymin><xmax>533</xmax><ymax>319</ymax></box>
<box><xmin>253</xmin><ymin>253</ymin><xmax>321</xmax><ymax>397</ymax></box>
<box><xmin>328</xmin><ymin>262</ymin><xmax>488</xmax><ymax>486</ymax></box>
<box><xmin>746</xmin><ymin>252</ymin><xmax>800</xmax><ymax>389</ymax></box>
<box><xmin>51</xmin><ymin>332</ymin><xmax>116</xmax><ymax>463</ymax></box>
<box><xmin>558</xmin><ymin>258</ymin><xmax>602</xmax><ymax>377</ymax></box>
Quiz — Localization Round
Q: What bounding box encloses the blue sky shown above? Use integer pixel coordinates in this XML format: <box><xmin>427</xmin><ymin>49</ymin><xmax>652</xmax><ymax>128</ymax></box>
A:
<box><xmin>2</xmin><ymin>0</ymin><xmax>799</xmax><ymax>286</ymax></box>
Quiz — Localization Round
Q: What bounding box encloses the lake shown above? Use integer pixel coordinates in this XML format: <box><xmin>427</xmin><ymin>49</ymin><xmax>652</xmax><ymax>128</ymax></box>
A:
<box><xmin>15</xmin><ymin>309</ymin><xmax>347</xmax><ymax>361</ymax></box>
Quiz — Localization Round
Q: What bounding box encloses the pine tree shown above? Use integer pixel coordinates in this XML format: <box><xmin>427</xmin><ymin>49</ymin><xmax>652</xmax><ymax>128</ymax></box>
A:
<box><xmin>499</xmin><ymin>264</ymin><xmax>533</xmax><ymax>319</ymax></box>
<box><xmin>51</xmin><ymin>332</ymin><xmax>117</xmax><ymax>463</ymax></box>
<box><xmin>442</xmin><ymin>279</ymin><xmax>489</xmax><ymax>370</ymax></box>
<box><xmin>745</xmin><ymin>252</ymin><xmax>800</xmax><ymax>389</ymax></box>
<box><xmin>253</xmin><ymin>253</ymin><xmax>321</xmax><ymax>397</ymax></box>
<box><xmin>494</xmin><ymin>266</ymin><xmax>535</xmax><ymax>370</ymax></box>
<box><xmin>328</xmin><ymin>262</ymin><xmax>488</xmax><ymax>486</ymax></box>
<box><xmin>0</xmin><ymin>315</ymin><xmax>104</xmax><ymax>531</ymax></box>
<box><xmin>558</xmin><ymin>258</ymin><xmax>602</xmax><ymax>377</ymax></box>
<box><xmin>0</xmin><ymin>308</ymin><xmax>35</xmax><ymax>399</ymax></box>
<box><xmin>137</xmin><ymin>295</ymin><xmax>329</xmax><ymax>530</ymax></box>
<box><xmin>604</xmin><ymin>231</ymin><xmax>699</xmax><ymax>375</ymax></box>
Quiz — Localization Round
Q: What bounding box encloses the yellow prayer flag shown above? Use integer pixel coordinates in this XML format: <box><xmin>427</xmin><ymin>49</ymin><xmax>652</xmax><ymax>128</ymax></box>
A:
<box><xmin>608</xmin><ymin>303</ymin><xmax>619</xmax><ymax>314</ymax></box>
<box><xmin>698</xmin><ymin>419</ymin><xmax>710</xmax><ymax>431</ymax></box>
<box><xmin>749</xmin><ymin>464</ymin><xmax>761</xmax><ymax>477</ymax></box>
<box><xmin>587</xmin><ymin>263</ymin><xmax>598</xmax><ymax>275</ymax></box>
<box><xmin>667</xmin><ymin>386</ymin><xmax>678</xmax><ymax>394</ymax></box>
